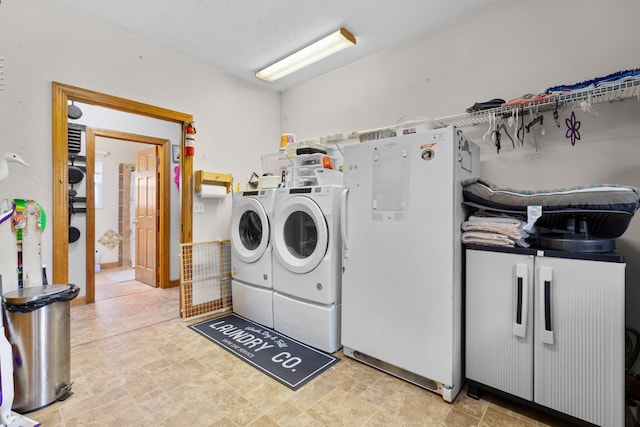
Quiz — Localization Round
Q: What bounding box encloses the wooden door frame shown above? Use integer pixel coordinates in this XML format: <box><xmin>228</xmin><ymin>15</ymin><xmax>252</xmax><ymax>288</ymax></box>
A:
<box><xmin>52</xmin><ymin>82</ymin><xmax>194</xmax><ymax>302</ymax></box>
<box><xmin>85</xmin><ymin>129</ymin><xmax>170</xmax><ymax>302</ymax></box>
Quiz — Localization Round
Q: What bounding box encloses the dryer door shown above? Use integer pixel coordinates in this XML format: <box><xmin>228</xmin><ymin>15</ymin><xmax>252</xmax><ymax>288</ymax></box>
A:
<box><xmin>273</xmin><ymin>196</ymin><xmax>328</xmax><ymax>274</ymax></box>
<box><xmin>232</xmin><ymin>198</ymin><xmax>270</xmax><ymax>263</ymax></box>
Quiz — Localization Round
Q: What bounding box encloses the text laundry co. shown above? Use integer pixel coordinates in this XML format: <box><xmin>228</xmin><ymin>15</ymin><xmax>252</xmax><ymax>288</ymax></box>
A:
<box><xmin>190</xmin><ymin>314</ymin><xmax>338</xmax><ymax>390</ymax></box>
<box><xmin>209</xmin><ymin>321</ymin><xmax>275</xmax><ymax>352</ymax></box>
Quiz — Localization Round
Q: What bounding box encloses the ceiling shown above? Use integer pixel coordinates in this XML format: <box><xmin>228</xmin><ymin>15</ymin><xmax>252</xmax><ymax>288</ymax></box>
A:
<box><xmin>48</xmin><ymin>0</ymin><xmax>503</xmax><ymax>92</ymax></box>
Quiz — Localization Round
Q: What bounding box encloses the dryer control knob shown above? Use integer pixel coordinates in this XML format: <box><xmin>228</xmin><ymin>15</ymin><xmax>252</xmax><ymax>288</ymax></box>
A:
<box><xmin>316</xmin><ymin>283</ymin><xmax>323</xmax><ymax>291</ymax></box>
<box><xmin>263</xmin><ymin>274</ymin><xmax>268</xmax><ymax>281</ymax></box>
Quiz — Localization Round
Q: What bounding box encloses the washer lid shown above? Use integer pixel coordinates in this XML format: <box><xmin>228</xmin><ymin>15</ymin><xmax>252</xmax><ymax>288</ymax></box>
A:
<box><xmin>273</xmin><ymin>195</ymin><xmax>328</xmax><ymax>274</ymax></box>
<box><xmin>232</xmin><ymin>197</ymin><xmax>270</xmax><ymax>263</ymax></box>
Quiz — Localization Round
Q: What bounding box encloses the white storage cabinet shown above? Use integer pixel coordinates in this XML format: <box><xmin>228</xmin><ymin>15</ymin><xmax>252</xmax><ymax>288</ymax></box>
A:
<box><xmin>465</xmin><ymin>246</ymin><xmax>625</xmax><ymax>427</ymax></box>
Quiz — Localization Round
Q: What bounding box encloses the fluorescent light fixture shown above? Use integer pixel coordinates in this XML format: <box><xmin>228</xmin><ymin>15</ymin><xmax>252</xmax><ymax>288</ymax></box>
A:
<box><xmin>256</xmin><ymin>27</ymin><xmax>356</xmax><ymax>83</ymax></box>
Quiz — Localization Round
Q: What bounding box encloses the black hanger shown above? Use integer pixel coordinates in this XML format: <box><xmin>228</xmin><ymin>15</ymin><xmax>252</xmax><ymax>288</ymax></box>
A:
<box><xmin>492</xmin><ymin>123</ymin><xmax>515</xmax><ymax>154</ymax></box>
<box><xmin>517</xmin><ymin>116</ymin><xmax>525</xmax><ymax>145</ymax></box>
<box><xmin>553</xmin><ymin>101</ymin><xmax>561</xmax><ymax>127</ymax></box>
<box><xmin>525</xmin><ymin>114</ymin><xmax>544</xmax><ymax>133</ymax></box>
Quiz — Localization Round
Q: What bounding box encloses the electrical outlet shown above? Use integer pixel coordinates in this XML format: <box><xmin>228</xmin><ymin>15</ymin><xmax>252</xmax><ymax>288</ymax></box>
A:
<box><xmin>193</xmin><ymin>202</ymin><xmax>205</xmax><ymax>214</ymax></box>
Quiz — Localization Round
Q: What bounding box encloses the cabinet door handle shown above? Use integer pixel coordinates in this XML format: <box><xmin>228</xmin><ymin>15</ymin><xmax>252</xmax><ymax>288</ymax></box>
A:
<box><xmin>539</xmin><ymin>266</ymin><xmax>554</xmax><ymax>345</ymax></box>
<box><xmin>513</xmin><ymin>263</ymin><xmax>528</xmax><ymax>338</ymax></box>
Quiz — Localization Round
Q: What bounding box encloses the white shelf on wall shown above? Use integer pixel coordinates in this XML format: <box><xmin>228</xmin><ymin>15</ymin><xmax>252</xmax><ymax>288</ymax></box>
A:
<box><xmin>434</xmin><ymin>76</ymin><xmax>640</xmax><ymax>128</ymax></box>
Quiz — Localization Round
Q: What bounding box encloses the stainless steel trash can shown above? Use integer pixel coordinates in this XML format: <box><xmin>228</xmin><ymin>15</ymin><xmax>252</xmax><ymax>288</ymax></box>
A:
<box><xmin>2</xmin><ymin>284</ymin><xmax>79</xmax><ymax>413</ymax></box>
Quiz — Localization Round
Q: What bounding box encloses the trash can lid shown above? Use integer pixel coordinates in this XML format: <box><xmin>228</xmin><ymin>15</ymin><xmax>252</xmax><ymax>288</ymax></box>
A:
<box><xmin>3</xmin><ymin>284</ymin><xmax>72</xmax><ymax>305</ymax></box>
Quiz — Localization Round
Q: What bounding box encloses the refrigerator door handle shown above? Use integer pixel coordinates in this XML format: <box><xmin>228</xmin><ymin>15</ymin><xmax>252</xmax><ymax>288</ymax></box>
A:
<box><xmin>341</xmin><ymin>188</ymin><xmax>349</xmax><ymax>253</ymax></box>
<box><xmin>513</xmin><ymin>263</ymin><xmax>528</xmax><ymax>338</ymax></box>
<box><xmin>539</xmin><ymin>266</ymin><xmax>554</xmax><ymax>345</ymax></box>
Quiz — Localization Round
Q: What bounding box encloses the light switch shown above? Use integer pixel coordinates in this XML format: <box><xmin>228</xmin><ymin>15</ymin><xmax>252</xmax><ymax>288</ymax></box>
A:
<box><xmin>193</xmin><ymin>202</ymin><xmax>205</xmax><ymax>214</ymax></box>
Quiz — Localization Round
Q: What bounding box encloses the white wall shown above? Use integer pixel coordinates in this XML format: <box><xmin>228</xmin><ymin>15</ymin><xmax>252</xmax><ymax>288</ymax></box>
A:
<box><xmin>280</xmin><ymin>0</ymin><xmax>640</xmax><ymax>370</ymax></box>
<box><xmin>0</xmin><ymin>0</ymin><xmax>280</xmax><ymax>288</ymax></box>
<box><xmin>281</xmin><ymin>0</ymin><xmax>640</xmax><ymax>137</ymax></box>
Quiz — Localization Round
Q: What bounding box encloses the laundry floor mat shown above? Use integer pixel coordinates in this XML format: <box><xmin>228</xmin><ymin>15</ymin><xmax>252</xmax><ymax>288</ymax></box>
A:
<box><xmin>189</xmin><ymin>313</ymin><xmax>339</xmax><ymax>390</ymax></box>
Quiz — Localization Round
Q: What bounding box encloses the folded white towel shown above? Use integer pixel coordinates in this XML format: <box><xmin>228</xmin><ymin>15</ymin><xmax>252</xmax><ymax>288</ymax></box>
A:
<box><xmin>468</xmin><ymin>214</ymin><xmax>523</xmax><ymax>227</ymax></box>
<box><xmin>461</xmin><ymin>231</ymin><xmax>515</xmax><ymax>247</ymax></box>
<box><xmin>461</xmin><ymin>221</ymin><xmax>526</xmax><ymax>241</ymax></box>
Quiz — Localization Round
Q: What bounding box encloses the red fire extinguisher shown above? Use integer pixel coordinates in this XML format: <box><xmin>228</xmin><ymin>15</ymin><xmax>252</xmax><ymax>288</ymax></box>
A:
<box><xmin>185</xmin><ymin>123</ymin><xmax>196</xmax><ymax>156</ymax></box>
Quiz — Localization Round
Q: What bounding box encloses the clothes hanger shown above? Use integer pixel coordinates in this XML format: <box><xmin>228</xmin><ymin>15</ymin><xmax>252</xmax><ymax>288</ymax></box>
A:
<box><xmin>579</xmin><ymin>94</ymin><xmax>598</xmax><ymax>117</ymax></box>
<box><xmin>524</xmin><ymin>110</ymin><xmax>543</xmax><ymax>151</ymax></box>
<box><xmin>493</xmin><ymin>126</ymin><xmax>501</xmax><ymax>154</ymax></box>
<box><xmin>493</xmin><ymin>123</ymin><xmax>515</xmax><ymax>152</ymax></box>
<box><xmin>525</xmin><ymin>114</ymin><xmax>543</xmax><ymax>133</ymax></box>
<box><xmin>483</xmin><ymin>111</ymin><xmax>496</xmax><ymax>142</ymax></box>
<box><xmin>552</xmin><ymin>100</ymin><xmax>561</xmax><ymax>128</ymax></box>
<box><xmin>516</xmin><ymin>108</ymin><xmax>526</xmax><ymax>145</ymax></box>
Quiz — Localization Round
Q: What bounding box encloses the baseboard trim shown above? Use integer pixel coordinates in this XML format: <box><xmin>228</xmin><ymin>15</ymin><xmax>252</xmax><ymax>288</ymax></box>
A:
<box><xmin>71</xmin><ymin>296</ymin><xmax>86</xmax><ymax>307</ymax></box>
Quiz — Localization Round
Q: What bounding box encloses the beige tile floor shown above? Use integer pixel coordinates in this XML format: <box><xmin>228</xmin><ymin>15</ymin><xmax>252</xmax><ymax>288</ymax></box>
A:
<box><xmin>22</xmin><ymin>268</ymin><xmax>615</xmax><ymax>426</ymax></box>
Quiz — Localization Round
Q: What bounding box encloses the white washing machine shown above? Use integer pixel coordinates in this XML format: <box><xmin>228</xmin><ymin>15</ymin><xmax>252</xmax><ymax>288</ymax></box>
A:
<box><xmin>231</xmin><ymin>188</ymin><xmax>276</xmax><ymax>328</ymax></box>
<box><xmin>271</xmin><ymin>185</ymin><xmax>344</xmax><ymax>353</ymax></box>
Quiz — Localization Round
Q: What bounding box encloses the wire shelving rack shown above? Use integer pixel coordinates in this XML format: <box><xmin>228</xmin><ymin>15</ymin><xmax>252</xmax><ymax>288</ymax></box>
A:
<box><xmin>433</xmin><ymin>77</ymin><xmax>640</xmax><ymax>128</ymax></box>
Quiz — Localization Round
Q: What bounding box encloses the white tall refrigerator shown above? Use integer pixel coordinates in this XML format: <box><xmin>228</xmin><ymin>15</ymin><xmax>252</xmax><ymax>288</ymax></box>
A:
<box><xmin>341</xmin><ymin>127</ymin><xmax>479</xmax><ymax>402</ymax></box>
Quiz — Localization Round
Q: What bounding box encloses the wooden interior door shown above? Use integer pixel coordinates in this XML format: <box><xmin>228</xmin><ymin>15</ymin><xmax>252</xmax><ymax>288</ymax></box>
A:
<box><xmin>135</xmin><ymin>146</ymin><xmax>158</xmax><ymax>286</ymax></box>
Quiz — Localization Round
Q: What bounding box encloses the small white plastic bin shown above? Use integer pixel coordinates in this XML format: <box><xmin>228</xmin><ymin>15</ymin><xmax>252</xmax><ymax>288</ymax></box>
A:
<box><xmin>293</xmin><ymin>153</ymin><xmax>325</xmax><ymax>167</ymax></box>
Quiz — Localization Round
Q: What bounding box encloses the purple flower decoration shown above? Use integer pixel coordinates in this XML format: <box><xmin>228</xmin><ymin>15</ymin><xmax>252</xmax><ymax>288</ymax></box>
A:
<box><xmin>565</xmin><ymin>111</ymin><xmax>581</xmax><ymax>146</ymax></box>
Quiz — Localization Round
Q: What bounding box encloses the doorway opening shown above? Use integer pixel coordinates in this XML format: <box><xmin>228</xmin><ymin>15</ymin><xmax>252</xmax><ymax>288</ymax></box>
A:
<box><xmin>52</xmin><ymin>82</ymin><xmax>195</xmax><ymax>305</ymax></box>
<box><xmin>86</xmin><ymin>129</ymin><xmax>168</xmax><ymax>302</ymax></box>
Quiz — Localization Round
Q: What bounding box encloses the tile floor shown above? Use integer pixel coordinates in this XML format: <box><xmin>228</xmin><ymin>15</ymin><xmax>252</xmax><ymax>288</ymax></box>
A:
<box><xmin>21</xmin><ymin>268</ymin><xmax>624</xmax><ymax>426</ymax></box>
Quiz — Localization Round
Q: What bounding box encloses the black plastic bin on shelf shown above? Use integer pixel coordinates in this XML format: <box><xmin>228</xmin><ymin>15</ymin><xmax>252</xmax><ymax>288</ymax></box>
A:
<box><xmin>2</xmin><ymin>284</ymin><xmax>79</xmax><ymax>413</ymax></box>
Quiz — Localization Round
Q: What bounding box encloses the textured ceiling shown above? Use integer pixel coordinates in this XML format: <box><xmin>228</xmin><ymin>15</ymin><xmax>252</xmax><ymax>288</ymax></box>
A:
<box><xmin>48</xmin><ymin>0</ymin><xmax>503</xmax><ymax>92</ymax></box>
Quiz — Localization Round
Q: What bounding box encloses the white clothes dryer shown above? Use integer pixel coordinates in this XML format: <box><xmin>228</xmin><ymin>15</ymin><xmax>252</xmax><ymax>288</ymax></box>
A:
<box><xmin>231</xmin><ymin>188</ymin><xmax>276</xmax><ymax>327</ymax></box>
<box><xmin>271</xmin><ymin>185</ymin><xmax>344</xmax><ymax>352</ymax></box>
